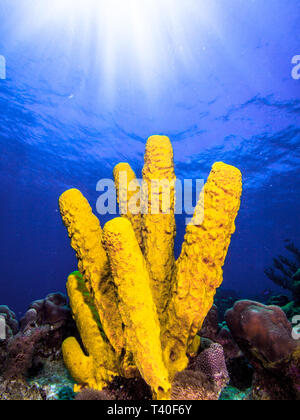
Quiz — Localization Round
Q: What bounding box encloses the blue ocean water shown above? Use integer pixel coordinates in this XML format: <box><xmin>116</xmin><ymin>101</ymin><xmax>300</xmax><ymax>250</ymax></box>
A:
<box><xmin>0</xmin><ymin>0</ymin><xmax>299</xmax><ymax>317</ymax></box>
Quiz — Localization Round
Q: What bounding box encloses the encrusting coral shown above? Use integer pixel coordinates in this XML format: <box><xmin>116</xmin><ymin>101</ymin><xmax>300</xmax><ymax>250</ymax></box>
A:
<box><xmin>226</xmin><ymin>301</ymin><xmax>300</xmax><ymax>400</ymax></box>
<box><xmin>59</xmin><ymin>135</ymin><xmax>243</xmax><ymax>400</ymax></box>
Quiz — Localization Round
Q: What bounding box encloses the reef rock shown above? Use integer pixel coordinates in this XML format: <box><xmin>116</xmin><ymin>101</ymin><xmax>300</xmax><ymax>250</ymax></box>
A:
<box><xmin>1</xmin><ymin>293</ymin><xmax>75</xmax><ymax>382</ymax></box>
<box><xmin>226</xmin><ymin>300</ymin><xmax>300</xmax><ymax>400</ymax></box>
<box><xmin>0</xmin><ymin>379</ymin><xmax>46</xmax><ymax>400</ymax></box>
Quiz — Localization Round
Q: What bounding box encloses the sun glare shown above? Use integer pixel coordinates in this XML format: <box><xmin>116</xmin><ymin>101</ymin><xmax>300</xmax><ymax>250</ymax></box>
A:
<box><xmin>12</xmin><ymin>0</ymin><xmax>217</xmax><ymax>100</ymax></box>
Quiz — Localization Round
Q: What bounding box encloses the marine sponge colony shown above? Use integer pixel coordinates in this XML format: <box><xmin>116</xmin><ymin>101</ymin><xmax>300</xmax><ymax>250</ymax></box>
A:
<box><xmin>59</xmin><ymin>135</ymin><xmax>242</xmax><ymax>400</ymax></box>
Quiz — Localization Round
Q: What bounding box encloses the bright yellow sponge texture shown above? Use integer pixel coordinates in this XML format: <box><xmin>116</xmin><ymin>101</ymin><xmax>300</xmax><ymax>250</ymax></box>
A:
<box><xmin>59</xmin><ymin>189</ymin><xmax>124</xmax><ymax>355</ymax></box>
<box><xmin>113</xmin><ymin>163</ymin><xmax>143</xmax><ymax>248</ymax></box>
<box><xmin>103</xmin><ymin>218</ymin><xmax>171</xmax><ymax>399</ymax></box>
<box><xmin>142</xmin><ymin>136</ymin><xmax>177</xmax><ymax>321</ymax></box>
<box><xmin>161</xmin><ymin>162</ymin><xmax>243</xmax><ymax>375</ymax></box>
<box><xmin>62</xmin><ymin>272</ymin><xmax>118</xmax><ymax>391</ymax></box>
<box><xmin>60</xmin><ymin>135</ymin><xmax>243</xmax><ymax>399</ymax></box>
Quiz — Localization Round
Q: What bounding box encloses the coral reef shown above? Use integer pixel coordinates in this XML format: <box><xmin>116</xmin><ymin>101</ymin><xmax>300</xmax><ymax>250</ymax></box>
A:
<box><xmin>21</xmin><ymin>293</ymin><xmax>72</xmax><ymax>330</ymax></box>
<box><xmin>281</xmin><ymin>300</ymin><xmax>300</xmax><ymax>322</ymax></box>
<box><xmin>27</xmin><ymin>358</ymin><xmax>75</xmax><ymax>398</ymax></box>
<box><xmin>171</xmin><ymin>370</ymin><xmax>219</xmax><ymax>400</ymax></box>
<box><xmin>73</xmin><ymin>339</ymin><xmax>230</xmax><ymax>401</ymax></box>
<box><xmin>0</xmin><ymin>296</ymin><xmax>75</xmax><ymax>401</ymax></box>
<box><xmin>59</xmin><ymin>135</ymin><xmax>243</xmax><ymax>399</ymax></box>
<box><xmin>200</xmin><ymin>305</ymin><xmax>220</xmax><ymax>342</ymax></box>
<box><xmin>186</xmin><ymin>339</ymin><xmax>230</xmax><ymax>399</ymax></box>
<box><xmin>192</xmin><ymin>343</ymin><xmax>229</xmax><ymax>390</ymax></box>
<box><xmin>200</xmin><ymin>304</ymin><xmax>253</xmax><ymax>390</ymax></box>
<box><xmin>0</xmin><ymin>306</ymin><xmax>19</xmax><ymax>338</ymax></box>
<box><xmin>200</xmin><ymin>306</ymin><xmax>243</xmax><ymax>363</ymax></box>
<box><xmin>105</xmin><ymin>376</ymin><xmax>152</xmax><ymax>400</ymax></box>
<box><xmin>58</xmin><ymin>386</ymin><xmax>76</xmax><ymax>400</ymax></box>
<box><xmin>226</xmin><ymin>300</ymin><xmax>300</xmax><ymax>400</ymax></box>
<box><xmin>0</xmin><ymin>357</ymin><xmax>75</xmax><ymax>401</ymax></box>
<box><xmin>0</xmin><ymin>379</ymin><xmax>47</xmax><ymax>401</ymax></box>
<box><xmin>267</xmin><ymin>294</ymin><xmax>290</xmax><ymax>307</ymax></box>
<box><xmin>220</xmin><ymin>386</ymin><xmax>249</xmax><ymax>401</ymax></box>
<box><xmin>0</xmin><ymin>294</ymin><xmax>75</xmax><ymax>382</ymax></box>
<box><xmin>0</xmin><ymin>306</ymin><xmax>18</xmax><ymax>372</ymax></box>
<box><xmin>265</xmin><ymin>241</ymin><xmax>300</xmax><ymax>319</ymax></box>
<box><xmin>75</xmin><ymin>388</ymin><xmax>115</xmax><ymax>400</ymax></box>
<box><xmin>214</xmin><ymin>289</ymin><xmax>240</xmax><ymax>321</ymax></box>
<box><xmin>3</xmin><ymin>327</ymin><xmax>49</xmax><ymax>380</ymax></box>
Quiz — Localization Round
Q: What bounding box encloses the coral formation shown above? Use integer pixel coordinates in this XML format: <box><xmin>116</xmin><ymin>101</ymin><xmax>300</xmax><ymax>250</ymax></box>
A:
<box><xmin>27</xmin><ymin>358</ymin><xmax>75</xmax><ymax>398</ymax></box>
<box><xmin>226</xmin><ymin>300</ymin><xmax>297</xmax><ymax>365</ymax></box>
<box><xmin>0</xmin><ymin>379</ymin><xmax>47</xmax><ymax>401</ymax></box>
<box><xmin>200</xmin><ymin>304</ymin><xmax>252</xmax><ymax>390</ymax></box>
<box><xmin>171</xmin><ymin>370</ymin><xmax>218</xmax><ymax>400</ymax></box>
<box><xmin>58</xmin><ymin>386</ymin><xmax>76</xmax><ymax>401</ymax></box>
<box><xmin>186</xmin><ymin>338</ymin><xmax>230</xmax><ymax>399</ymax></box>
<box><xmin>21</xmin><ymin>293</ymin><xmax>72</xmax><ymax>329</ymax></box>
<box><xmin>59</xmin><ymin>135</ymin><xmax>242</xmax><ymax>399</ymax></box>
<box><xmin>220</xmin><ymin>386</ymin><xmax>249</xmax><ymax>401</ymax></box>
<box><xmin>267</xmin><ymin>295</ymin><xmax>290</xmax><ymax>307</ymax></box>
<box><xmin>0</xmin><ymin>306</ymin><xmax>18</xmax><ymax>373</ymax></box>
<box><xmin>75</xmin><ymin>388</ymin><xmax>115</xmax><ymax>401</ymax></box>
<box><xmin>0</xmin><ymin>294</ymin><xmax>74</xmax><ymax>382</ymax></box>
<box><xmin>3</xmin><ymin>327</ymin><xmax>49</xmax><ymax>380</ymax></box>
<box><xmin>200</xmin><ymin>305</ymin><xmax>243</xmax><ymax>363</ymax></box>
<box><xmin>106</xmin><ymin>376</ymin><xmax>153</xmax><ymax>400</ymax></box>
<box><xmin>193</xmin><ymin>343</ymin><xmax>229</xmax><ymax>390</ymax></box>
<box><xmin>265</xmin><ymin>241</ymin><xmax>300</xmax><ymax>318</ymax></box>
<box><xmin>0</xmin><ymin>306</ymin><xmax>18</xmax><ymax>338</ymax></box>
<box><xmin>226</xmin><ymin>300</ymin><xmax>300</xmax><ymax>400</ymax></box>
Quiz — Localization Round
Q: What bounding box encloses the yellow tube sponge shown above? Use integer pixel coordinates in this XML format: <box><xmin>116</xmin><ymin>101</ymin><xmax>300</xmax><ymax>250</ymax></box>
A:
<box><xmin>161</xmin><ymin>162</ymin><xmax>242</xmax><ymax>376</ymax></box>
<box><xmin>60</xmin><ymin>135</ymin><xmax>243</xmax><ymax>399</ymax></box>
<box><xmin>141</xmin><ymin>136</ymin><xmax>176</xmax><ymax>320</ymax></box>
<box><xmin>62</xmin><ymin>272</ymin><xmax>119</xmax><ymax>391</ymax></box>
<box><xmin>113</xmin><ymin>163</ymin><xmax>143</xmax><ymax>248</ymax></box>
<box><xmin>59</xmin><ymin>189</ymin><xmax>125</xmax><ymax>354</ymax></box>
<box><xmin>102</xmin><ymin>218</ymin><xmax>171</xmax><ymax>400</ymax></box>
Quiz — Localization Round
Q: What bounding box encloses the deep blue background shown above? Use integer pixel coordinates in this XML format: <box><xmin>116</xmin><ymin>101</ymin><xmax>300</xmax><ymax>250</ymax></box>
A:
<box><xmin>0</xmin><ymin>0</ymin><xmax>299</xmax><ymax>317</ymax></box>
